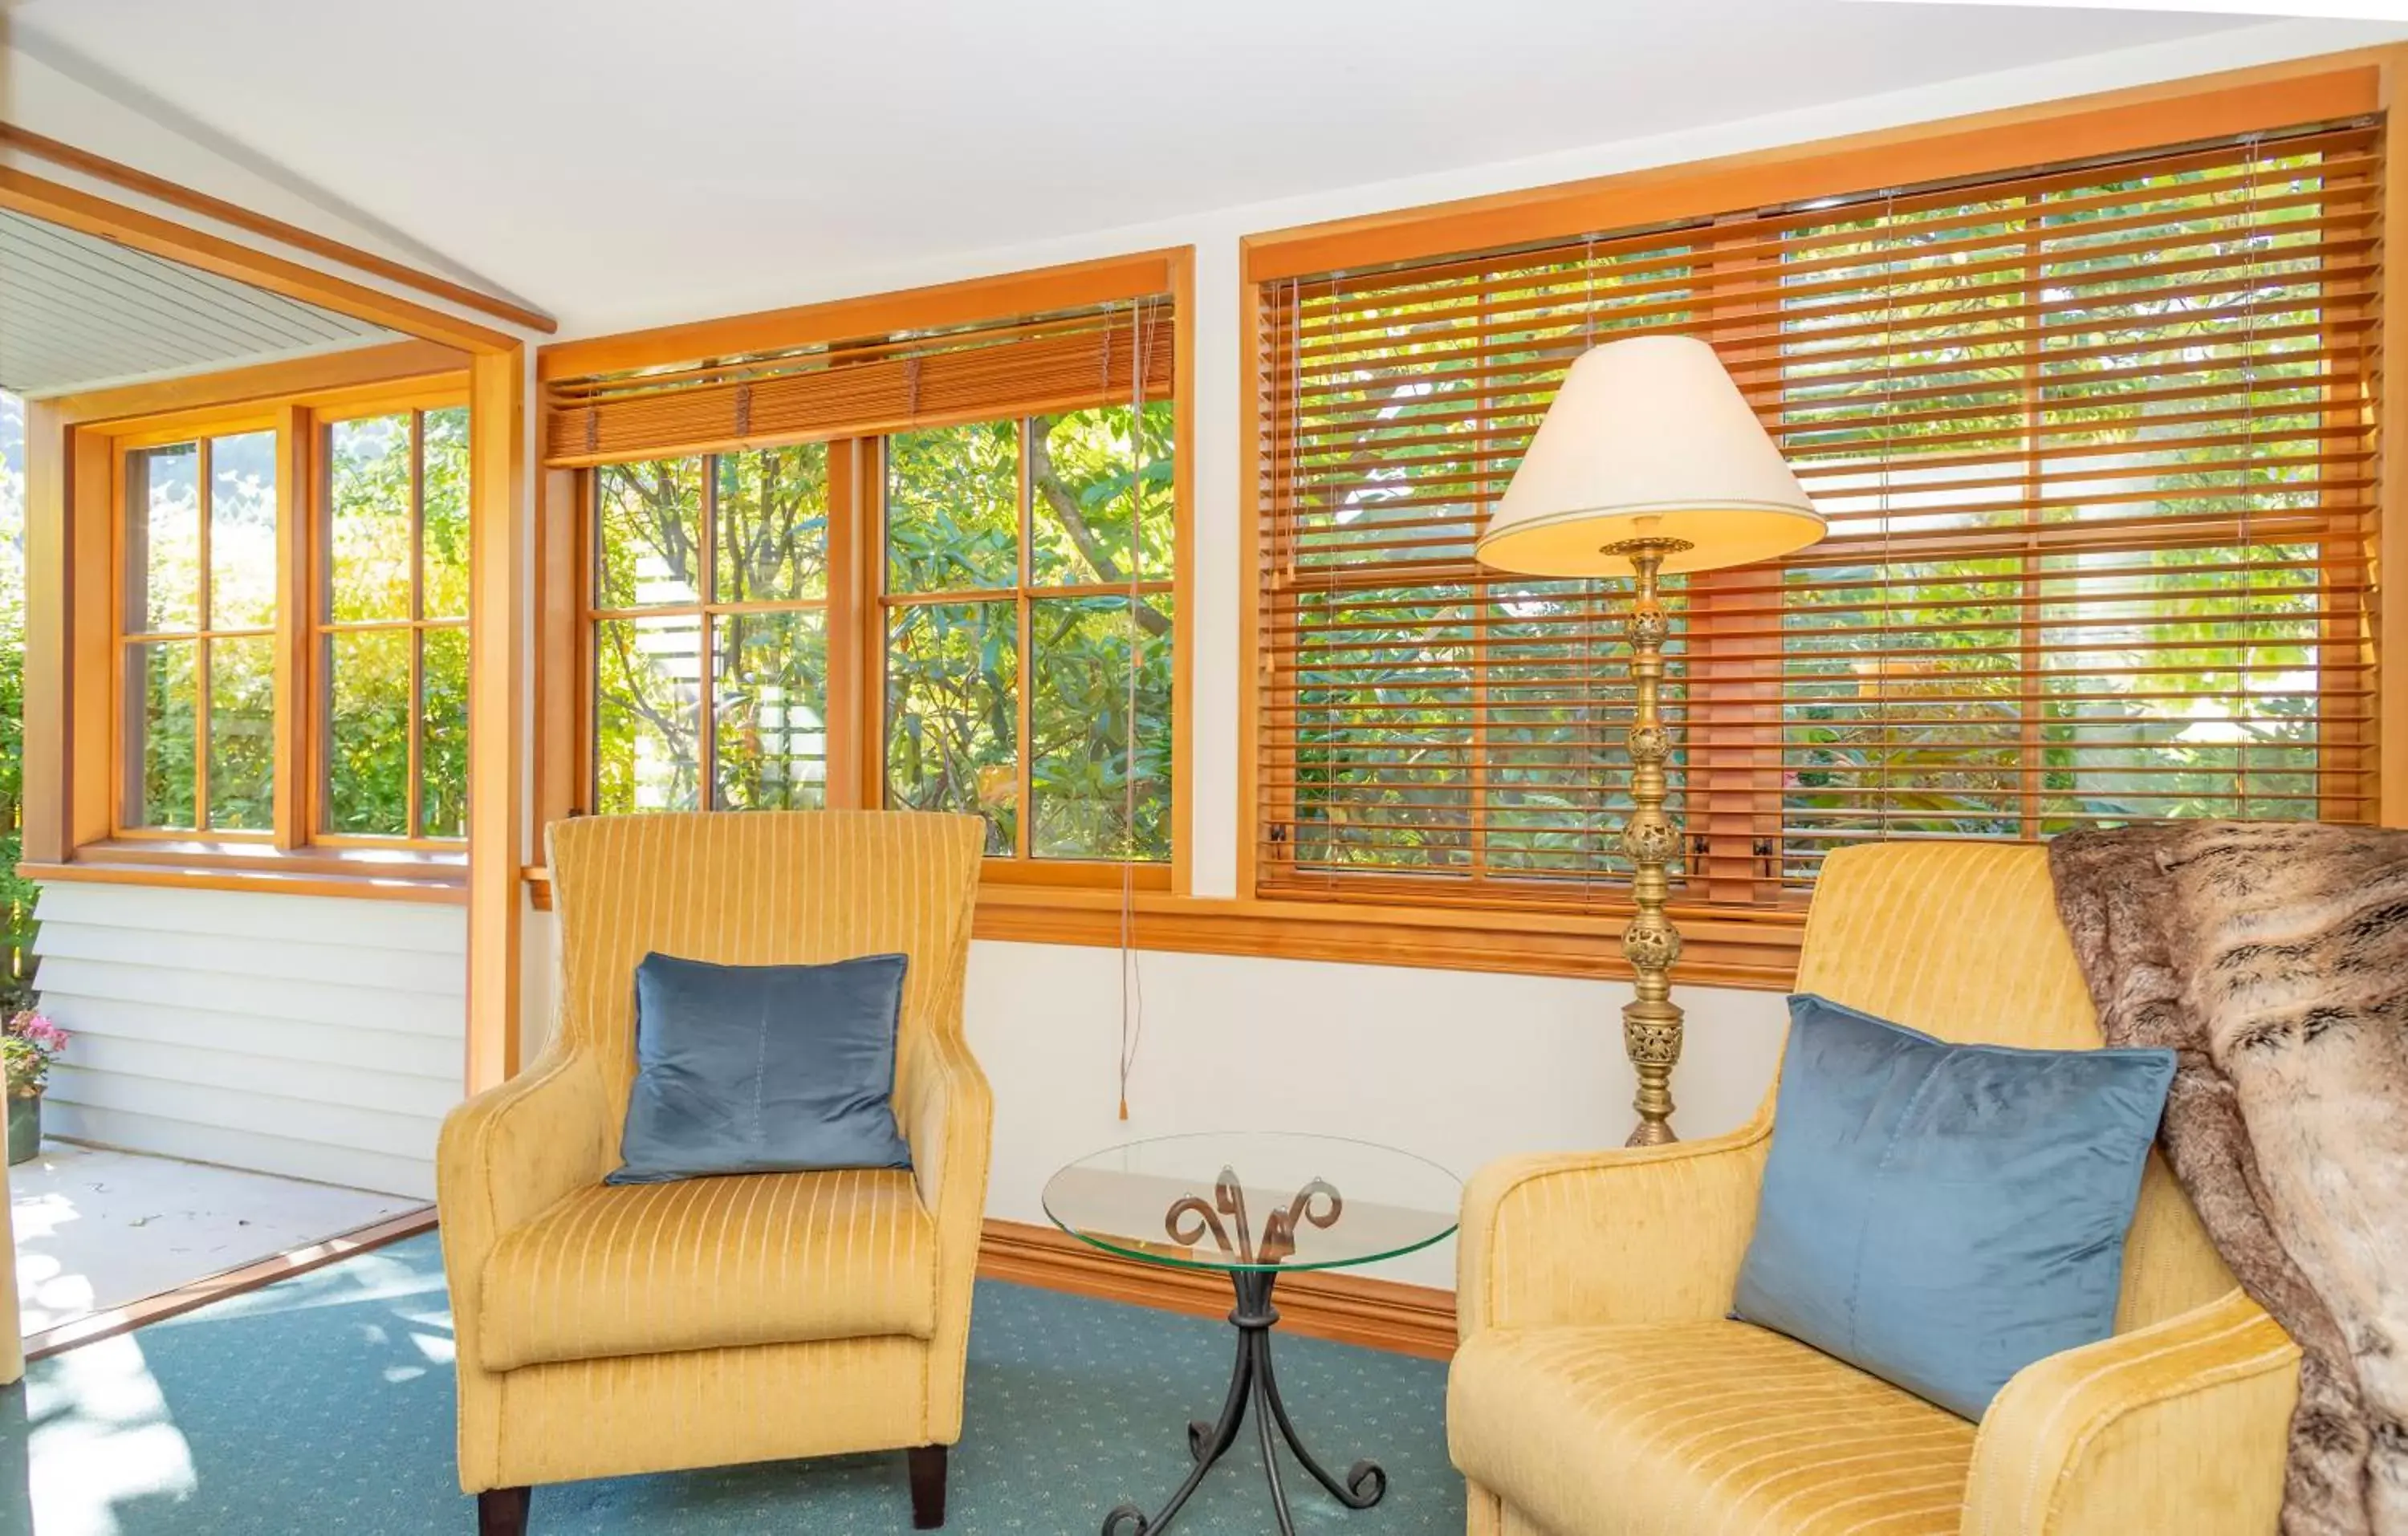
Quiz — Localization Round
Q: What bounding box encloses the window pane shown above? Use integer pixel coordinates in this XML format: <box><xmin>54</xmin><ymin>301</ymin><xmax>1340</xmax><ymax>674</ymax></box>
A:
<box><xmin>207</xmin><ymin>431</ymin><xmax>279</xmax><ymax>630</ymax></box>
<box><xmin>597</xmin><ymin>457</ymin><xmax>702</xmax><ymax>608</ymax></box>
<box><xmin>125</xmin><ymin>443</ymin><xmax>199</xmax><ymax>633</ymax></box>
<box><xmin>596</xmin><ymin>614</ymin><xmax>702</xmax><ymax>812</ymax></box>
<box><xmin>1031</xmin><ymin>402</ymin><xmax>1174</xmax><ymax>587</ymax></box>
<box><xmin>329</xmin><ymin>414</ymin><xmax>413</xmax><ymax>624</ymax></box>
<box><xmin>122</xmin><ymin>636</ymin><xmax>197</xmax><ymax>828</ymax></box>
<box><xmin>885</xmin><ymin>422</ymin><xmax>1018</xmax><ymax>593</ymax></box>
<box><xmin>326</xmin><ymin>628</ymin><xmax>412</xmax><ymax>835</ymax></box>
<box><xmin>716</xmin><ymin>444</ymin><xmax>827</xmax><ymax>603</ymax></box>
<box><xmin>885</xmin><ymin>601</ymin><xmax>1017</xmax><ymax>852</ymax></box>
<box><xmin>1031</xmin><ymin>593</ymin><xmax>1172</xmax><ymax>860</ymax></box>
<box><xmin>421</xmin><ymin>406</ymin><xmax>471</xmax><ymax>620</ymax></box>
<box><xmin>206</xmin><ymin>635</ymin><xmax>275</xmax><ymax>831</ymax></box>
<box><xmin>421</xmin><ymin>627</ymin><xmax>470</xmax><ymax>838</ymax></box>
<box><xmin>714</xmin><ymin>611</ymin><xmax>828</xmax><ymax>811</ymax></box>
<box><xmin>124</xmin><ymin>640</ymin><xmax>196</xmax><ymax>828</ymax></box>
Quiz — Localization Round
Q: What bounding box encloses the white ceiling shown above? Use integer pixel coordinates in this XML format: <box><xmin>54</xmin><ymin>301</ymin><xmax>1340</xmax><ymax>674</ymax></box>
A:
<box><xmin>0</xmin><ymin>1</ymin><xmax>2331</xmax><ymax>337</ymax></box>
<box><xmin>0</xmin><ymin>209</ymin><xmax>395</xmax><ymax>396</ymax></box>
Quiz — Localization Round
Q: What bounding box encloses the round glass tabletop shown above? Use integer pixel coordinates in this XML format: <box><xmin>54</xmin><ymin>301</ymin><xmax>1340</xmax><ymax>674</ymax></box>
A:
<box><xmin>1043</xmin><ymin>1131</ymin><xmax>1462</xmax><ymax>1274</ymax></box>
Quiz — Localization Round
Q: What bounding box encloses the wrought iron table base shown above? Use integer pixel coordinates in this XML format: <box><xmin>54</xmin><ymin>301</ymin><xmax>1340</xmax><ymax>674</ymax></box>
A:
<box><xmin>1101</xmin><ymin>1266</ymin><xmax>1385</xmax><ymax>1536</ymax></box>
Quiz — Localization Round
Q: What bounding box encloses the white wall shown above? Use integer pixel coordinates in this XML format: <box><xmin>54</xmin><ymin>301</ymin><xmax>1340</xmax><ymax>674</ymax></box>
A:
<box><xmin>31</xmin><ymin>884</ymin><xmax>466</xmax><ymax>1200</ymax></box>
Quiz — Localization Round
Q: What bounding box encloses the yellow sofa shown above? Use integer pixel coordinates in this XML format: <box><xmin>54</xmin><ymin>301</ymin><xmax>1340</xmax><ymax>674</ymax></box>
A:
<box><xmin>437</xmin><ymin>811</ymin><xmax>991</xmax><ymax>1534</ymax></box>
<box><xmin>1449</xmin><ymin>840</ymin><xmax>2301</xmax><ymax>1536</ymax></box>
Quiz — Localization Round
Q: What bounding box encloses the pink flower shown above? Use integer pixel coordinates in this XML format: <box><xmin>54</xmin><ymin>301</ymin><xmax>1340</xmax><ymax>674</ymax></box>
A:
<box><xmin>6</xmin><ymin>1013</ymin><xmax>67</xmax><ymax>1058</ymax></box>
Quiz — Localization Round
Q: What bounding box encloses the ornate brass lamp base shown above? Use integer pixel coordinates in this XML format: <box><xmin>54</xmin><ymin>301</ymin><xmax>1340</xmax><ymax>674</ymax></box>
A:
<box><xmin>1602</xmin><ymin>537</ymin><xmax>1691</xmax><ymax>1148</ymax></box>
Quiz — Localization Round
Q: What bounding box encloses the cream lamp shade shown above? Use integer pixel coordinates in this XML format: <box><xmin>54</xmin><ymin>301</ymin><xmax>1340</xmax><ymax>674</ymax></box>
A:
<box><xmin>1475</xmin><ymin>334</ymin><xmax>1823</xmax><ymax>576</ymax></box>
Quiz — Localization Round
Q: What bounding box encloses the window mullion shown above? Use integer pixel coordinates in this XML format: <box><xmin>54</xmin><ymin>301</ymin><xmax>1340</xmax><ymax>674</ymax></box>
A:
<box><xmin>407</xmin><ymin>410</ymin><xmax>426</xmax><ymax>840</ymax></box>
<box><xmin>698</xmin><ymin>454</ymin><xmax>718</xmax><ymax>811</ymax></box>
<box><xmin>273</xmin><ymin>407</ymin><xmax>310</xmax><ymax>849</ymax></box>
<box><xmin>193</xmin><ymin>435</ymin><xmax>214</xmax><ymax>833</ymax></box>
<box><xmin>1014</xmin><ymin>418</ymin><xmax>1033</xmax><ymax>860</ymax></box>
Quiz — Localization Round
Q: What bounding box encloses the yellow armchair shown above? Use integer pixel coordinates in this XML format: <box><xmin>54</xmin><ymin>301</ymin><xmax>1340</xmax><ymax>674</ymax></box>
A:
<box><xmin>437</xmin><ymin>811</ymin><xmax>991</xmax><ymax>1534</ymax></box>
<box><xmin>1448</xmin><ymin>841</ymin><xmax>2299</xmax><ymax>1536</ymax></box>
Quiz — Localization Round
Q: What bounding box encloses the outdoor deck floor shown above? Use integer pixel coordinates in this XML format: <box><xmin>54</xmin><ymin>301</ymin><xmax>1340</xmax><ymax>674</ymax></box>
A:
<box><xmin>10</xmin><ymin>1141</ymin><xmax>418</xmax><ymax>1338</ymax></box>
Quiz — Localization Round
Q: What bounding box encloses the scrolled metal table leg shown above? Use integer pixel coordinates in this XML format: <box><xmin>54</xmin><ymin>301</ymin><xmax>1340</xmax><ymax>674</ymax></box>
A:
<box><xmin>1103</xmin><ymin>1178</ymin><xmax>1392</xmax><ymax>1534</ymax></box>
<box><xmin>1254</xmin><ymin>1305</ymin><xmax>1386</xmax><ymax>1509</ymax></box>
<box><xmin>1098</xmin><ymin>1274</ymin><xmax>1258</xmax><ymax>1536</ymax></box>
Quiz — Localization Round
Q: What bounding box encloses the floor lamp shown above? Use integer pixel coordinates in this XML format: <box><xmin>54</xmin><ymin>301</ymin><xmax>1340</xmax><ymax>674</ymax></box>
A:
<box><xmin>1476</xmin><ymin>335</ymin><xmax>1823</xmax><ymax>1146</ymax></box>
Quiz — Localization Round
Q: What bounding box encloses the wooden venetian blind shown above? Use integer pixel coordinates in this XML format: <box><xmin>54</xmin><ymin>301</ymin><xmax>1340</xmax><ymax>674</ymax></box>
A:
<box><xmin>545</xmin><ymin>300</ymin><xmax>1175</xmax><ymax>465</ymax></box>
<box><xmin>1255</xmin><ymin>122</ymin><xmax>2382</xmax><ymax>910</ymax></box>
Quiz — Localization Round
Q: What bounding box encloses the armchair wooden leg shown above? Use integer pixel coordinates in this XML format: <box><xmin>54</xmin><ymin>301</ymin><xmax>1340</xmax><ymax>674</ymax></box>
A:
<box><xmin>477</xmin><ymin>1486</ymin><xmax>530</xmax><ymax>1536</ymax></box>
<box><xmin>907</xmin><ymin>1445</ymin><xmax>948</xmax><ymax>1529</ymax></box>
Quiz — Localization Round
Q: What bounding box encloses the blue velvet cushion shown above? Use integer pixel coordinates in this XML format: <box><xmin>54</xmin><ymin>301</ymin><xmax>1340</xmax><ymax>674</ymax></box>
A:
<box><xmin>607</xmin><ymin>951</ymin><xmax>914</xmax><ymax>1185</ymax></box>
<box><xmin>1731</xmin><ymin>994</ymin><xmax>2174</xmax><ymax>1420</ymax></box>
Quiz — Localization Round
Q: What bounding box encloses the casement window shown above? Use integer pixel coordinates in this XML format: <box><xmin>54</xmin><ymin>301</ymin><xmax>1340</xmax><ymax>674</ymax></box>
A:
<box><xmin>543</xmin><ymin>254</ymin><xmax>1188</xmax><ymax>886</ymax></box>
<box><xmin>879</xmin><ymin>405</ymin><xmax>1174</xmax><ymax>859</ymax></box>
<box><xmin>120</xmin><ymin>428</ymin><xmax>280</xmax><ymax>833</ymax></box>
<box><xmin>321</xmin><ymin>404</ymin><xmax>471</xmax><ymax>841</ymax></box>
<box><xmin>1252</xmin><ymin>122</ymin><xmax>2381</xmax><ymax>911</ymax></box>
<box><xmin>111</xmin><ymin>384</ymin><xmax>473</xmax><ymax>848</ymax></box>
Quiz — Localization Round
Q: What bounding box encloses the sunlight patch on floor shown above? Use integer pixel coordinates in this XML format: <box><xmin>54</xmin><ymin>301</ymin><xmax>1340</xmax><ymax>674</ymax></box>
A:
<box><xmin>25</xmin><ymin>1335</ymin><xmax>196</xmax><ymax>1536</ymax></box>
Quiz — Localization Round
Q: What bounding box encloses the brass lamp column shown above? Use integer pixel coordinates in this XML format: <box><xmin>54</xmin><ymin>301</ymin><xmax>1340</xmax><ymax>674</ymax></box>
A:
<box><xmin>1476</xmin><ymin>336</ymin><xmax>1823</xmax><ymax>1146</ymax></box>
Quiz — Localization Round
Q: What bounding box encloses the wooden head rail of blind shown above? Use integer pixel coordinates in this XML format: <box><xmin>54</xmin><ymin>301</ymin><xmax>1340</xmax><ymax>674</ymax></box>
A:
<box><xmin>543</xmin><ymin>299</ymin><xmax>1176</xmax><ymax>466</ymax></box>
<box><xmin>1254</xmin><ymin>120</ymin><xmax>2383</xmax><ymax>915</ymax></box>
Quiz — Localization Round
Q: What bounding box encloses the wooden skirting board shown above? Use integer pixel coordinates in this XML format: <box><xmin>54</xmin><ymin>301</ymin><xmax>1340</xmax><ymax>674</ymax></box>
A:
<box><xmin>976</xmin><ymin>1218</ymin><xmax>1458</xmax><ymax>1361</ymax></box>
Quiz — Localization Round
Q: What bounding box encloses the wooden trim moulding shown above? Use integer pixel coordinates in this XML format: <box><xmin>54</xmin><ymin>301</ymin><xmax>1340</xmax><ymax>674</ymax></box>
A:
<box><xmin>0</xmin><ymin>122</ymin><xmax>555</xmax><ymax>335</ymax></box>
<box><xmin>977</xmin><ymin>1218</ymin><xmax>1457</xmax><ymax>1361</ymax></box>
<box><xmin>1240</xmin><ymin>55</ymin><xmax>2386</xmax><ymax>282</ymax></box>
<box><xmin>40</xmin><ymin>339</ymin><xmax>470</xmax><ymax>424</ymax></box>
<box><xmin>519</xmin><ymin>866</ymin><xmax>1804</xmax><ymax>989</ymax></box>
<box><xmin>19</xmin><ymin>855</ymin><xmax>468</xmax><ymax>905</ymax></box>
<box><xmin>539</xmin><ymin>246</ymin><xmax>1189</xmax><ymax>383</ymax></box>
<box><xmin>23</xmin><ymin>1205</ymin><xmax>437</xmax><ymax>1362</ymax></box>
<box><xmin>2378</xmin><ymin>57</ymin><xmax>2408</xmax><ymax>825</ymax></box>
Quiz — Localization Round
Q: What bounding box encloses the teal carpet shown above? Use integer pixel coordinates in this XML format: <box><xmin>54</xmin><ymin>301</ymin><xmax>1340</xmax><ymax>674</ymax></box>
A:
<box><xmin>1</xmin><ymin>1233</ymin><xmax>1459</xmax><ymax>1534</ymax></box>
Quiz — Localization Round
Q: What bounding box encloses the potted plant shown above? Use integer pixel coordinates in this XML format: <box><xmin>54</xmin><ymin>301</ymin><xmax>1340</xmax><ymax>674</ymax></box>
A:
<box><xmin>3</xmin><ymin>1010</ymin><xmax>68</xmax><ymax>1166</ymax></box>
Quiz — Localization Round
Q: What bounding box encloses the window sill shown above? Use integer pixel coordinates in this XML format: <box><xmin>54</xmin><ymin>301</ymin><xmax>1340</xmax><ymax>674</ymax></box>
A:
<box><xmin>22</xmin><ymin>841</ymin><xmax>470</xmax><ymax>905</ymax></box>
<box><xmin>520</xmin><ymin>866</ymin><xmax>1803</xmax><ymax>990</ymax></box>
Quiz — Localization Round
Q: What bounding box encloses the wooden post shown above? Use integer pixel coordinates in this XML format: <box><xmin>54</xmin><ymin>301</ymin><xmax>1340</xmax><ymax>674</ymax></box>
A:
<box><xmin>466</xmin><ymin>349</ymin><xmax>526</xmax><ymax>1091</ymax></box>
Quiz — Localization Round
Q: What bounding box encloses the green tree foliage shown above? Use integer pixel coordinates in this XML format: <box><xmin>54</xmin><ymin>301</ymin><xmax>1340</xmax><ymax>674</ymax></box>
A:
<box><xmin>0</xmin><ymin>391</ymin><xmax>34</xmax><ymax>1009</ymax></box>
<box><xmin>882</xmin><ymin>404</ymin><xmax>1173</xmax><ymax>859</ymax></box>
<box><xmin>592</xmin><ymin>408</ymin><xmax>1174</xmax><ymax>863</ymax></box>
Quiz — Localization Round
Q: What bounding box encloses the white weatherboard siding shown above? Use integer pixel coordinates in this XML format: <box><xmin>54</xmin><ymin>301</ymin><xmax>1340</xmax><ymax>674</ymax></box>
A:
<box><xmin>30</xmin><ymin>884</ymin><xmax>466</xmax><ymax>1200</ymax></box>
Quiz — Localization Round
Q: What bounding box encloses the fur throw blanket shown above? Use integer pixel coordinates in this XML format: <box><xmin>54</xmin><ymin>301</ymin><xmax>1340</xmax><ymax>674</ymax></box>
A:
<box><xmin>2049</xmin><ymin>822</ymin><xmax>2408</xmax><ymax>1536</ymax></box>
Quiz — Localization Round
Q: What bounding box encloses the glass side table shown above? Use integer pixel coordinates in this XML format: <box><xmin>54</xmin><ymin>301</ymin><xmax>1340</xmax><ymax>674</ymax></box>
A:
<box><xmin>1043</xmin><ymin>1132</ymin><xmax>1462</xmax><ymax>1536</ymax></box>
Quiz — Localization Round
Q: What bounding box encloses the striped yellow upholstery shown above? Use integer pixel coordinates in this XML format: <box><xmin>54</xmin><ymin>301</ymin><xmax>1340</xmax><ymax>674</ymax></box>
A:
<box><xmin>1452</xmin><ymin>1322</ymin><xmax>1975</xmax><ymax>1536</ymax></box>
<box><xmin>478</xmin><ymin>1168</ymin><xmax>938</xmax><ymax>1371</ymax></box>
<box><xmin>1451</xmin><ymin>841</ymin><xmax>2300</xmax><ymax>1536</ymax></box>
<box><xmin>437</xmin><ymin>811</ymin><xmax>992</xmax><ymax>1494</ymax></box>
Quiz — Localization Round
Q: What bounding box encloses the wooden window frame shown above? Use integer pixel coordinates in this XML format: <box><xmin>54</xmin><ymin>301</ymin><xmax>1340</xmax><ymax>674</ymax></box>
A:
<box><xmin>533</xmin><ymin>249</ymin><xmax>1197</xmax><ymax>899</ymax></box>
<box><xmin>110</xmin><ymin>417</ymin><xmax>283</xmax><ymax>843</ymax></box>
<box><xmin>1235</xmin><ymin>51</ymin><xmax>2407</xmax><ymax>936</ymax></box>
<box><xmin>582</xmin><ymin>442</ymin><xmax>849</xmax><ymax>819</ymax></box>
<box><xmin>313</xmin><ymin>390</ymin><xmax>476</xmax><ymax>848</ymax></box>
<box><xmin>28</xmin><ymin>347</ymin><xmax>477</xmax><ymax>896</ymax></box>
<box><xmin>867</xmin><ymin>415</ymin><xmax>1178</xmax><ymax>891</ymax></box>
